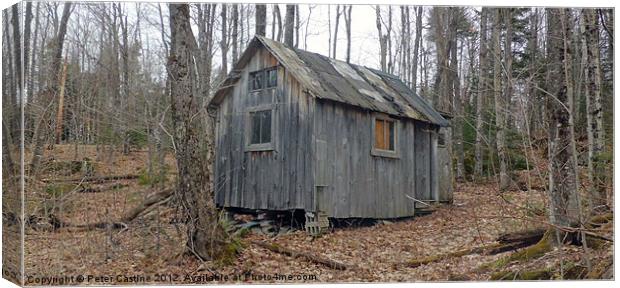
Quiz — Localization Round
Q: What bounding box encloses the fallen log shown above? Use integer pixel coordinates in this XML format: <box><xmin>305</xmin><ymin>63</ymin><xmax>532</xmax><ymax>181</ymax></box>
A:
<box><xmin>251</xmin><ymin>240</ymin><xmax>349</xmax><ymax>270</ymax></box>
<box><xmin>479</xmin><ymin>230</ymin><xmax>553</xmax><ymax>271</ymax></box>
<box><xmin>497</xmin><ymin>228</ymin><xmax>546</xmax><ymax>244</ymax></box>
<box><xmin>396</xmin><ymin>242</ymin><xmax>517</xmax><ymax>269</ymax></box>
<box><xmin>42</xmin><ymin>174</ymin><xmax>139</xmax><ymax>184</ymax></box>
<box><xmin>78</xmin><ymin>183</ymin><xmax>128</xmax><ymax>193</ymax></box>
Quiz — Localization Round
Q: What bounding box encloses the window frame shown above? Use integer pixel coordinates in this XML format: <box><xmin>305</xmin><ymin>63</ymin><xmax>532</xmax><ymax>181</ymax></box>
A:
<box><xmin>248</xmin><ymin>66</ymin><xmax>278</xmax><ymax>92</ymax></box>
<box><xmin>249</xmin><ymin>70</ymin><xmax>264</xmax><ymax>91</ymax></box>
<box><xmin>371</xmin><ymin>113</ymin><xmax>400</xmax><ymax>158</ymax></box>
<box><xmin>245</xmin><ymin>104</ymin><xmax>277</xmax><ymax>152</ymax></box>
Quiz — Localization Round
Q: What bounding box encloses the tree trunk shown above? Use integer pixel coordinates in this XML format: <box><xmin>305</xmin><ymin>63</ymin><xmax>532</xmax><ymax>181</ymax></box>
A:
<box><xmin>29</xmin><ymin>2</ymin><xmax>72</xmax><ymax>176</ymax></box>
<box><xmin>232</xmin><ymin>4</ymin><xmax>239</xmax><ymax>63</ymax></box>
<box><xmin>584</xmin><ymin>9</ymin><xmax>607</xmax><ymax>211</ymax></box>
<box><xmin>333</xmin><ymin>5</ymin><xmax>341</xmax><ymax>59</ymax></box>
<box><xmin>284</xmin><ymin>5</ymin><xmax>295</xmax><ymax>47</ymax></box>
<box><xmin>54</xmin><ymin>60</ymin><xmax>68</xmax><ymax>144</ymax></box>
<box><xmin>411</xmin><ymin>7</ymin><xmax>423</xmax><ymax>91</ymax></box>
<box><xmin>220</xmin><ymin>4</ymin><xmax>228</xmax><ymax>78</ymax></box>
<box><xmin>255</xmin><ymin>4</ymin><xmax>266</xmax><ymax>36</ymax></box>
<box><xmin>167</xmin><ymin>3</ymin><xmax>226</xmax><ymax>261</ymax></box>
<box><xmin>474</xmin><ymin>8</ymin><xmax>488</xmax><ymax>178</ymax></box>
<box><xmin>450</xmin><ymin>9</ymin><xmax>464</xmax><ymax>181</ymax></box>
<box><xmin>492</xmin><ymin>9</ymin><xmax>509</xmax><ymax>191</ymax></box>
<box><xmin>344</xmin><ymin>5</ymin><xmax>352</xmax><ymax>63</ymax></box>
<box><xmin>376</xmin><ymin>6</ymin><xmax>387</xmax><ymax>72</ymax></box>
<box><xmin>546</xmin><ymin>8</ymin><xmax>580</xmax><ymax>240</ymax></box>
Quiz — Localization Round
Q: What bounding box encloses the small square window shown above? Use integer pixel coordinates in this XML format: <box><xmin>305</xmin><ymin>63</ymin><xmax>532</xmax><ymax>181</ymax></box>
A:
<box><xmin>371</xmin><ymin>115</ymin><xmax>399</xmax><ymax>158</ymax></box>
<box><xmin>249</xmin><ymin>71</ymin><xmax>263</xmax><ymax>90</ymax></box>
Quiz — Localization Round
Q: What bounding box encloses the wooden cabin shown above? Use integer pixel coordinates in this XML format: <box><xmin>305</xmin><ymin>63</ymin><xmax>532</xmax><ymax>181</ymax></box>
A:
<box><xmin>210</xmin><ymin>35</ymin><xmax>452</xmax><ymax>224</ymax></box>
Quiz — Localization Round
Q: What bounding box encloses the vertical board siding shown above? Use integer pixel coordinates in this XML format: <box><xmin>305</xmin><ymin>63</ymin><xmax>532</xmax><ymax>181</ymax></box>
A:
<box><xmin>214</xmin><ymin>47</ymin><xmax>314</xmax><ymax>212</ymax></box>
<box><xmin>414</xmin><ymin>123</ymin><xmax>432</xmax><ymax>201</ymax></box>
<box><xmin>313</xmin><ymin>100</ymin><xmax>419</xmax><ymax>219</ymax></box>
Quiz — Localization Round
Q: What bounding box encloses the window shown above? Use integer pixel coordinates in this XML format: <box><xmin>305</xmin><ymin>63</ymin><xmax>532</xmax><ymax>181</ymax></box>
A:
<box><xmin>246</xmin><ymin>105</ymin><xmax>276</xmax><ymax>151</ymax></box>
<box><xmin>375</xmin><ymin>119</ymin><xmax>395</xmax><ymax>151</ymax></box>
<box><xmin>371</xmin><ymin>114</ymin><xmax>399</xmax><ymax>158</ymax></box>
<box><xmin>437</xmin><ymin>130</ymin><xmax>446</xmax><ymax>147</ymax></box>
<box><xmin>265</xmin><ymin>68</ymin><xmax>277</xmax><ymax>88</ymax></box>
<box><xmin>250</xmin><ymin>110</ymin><xmax>272</xmax><ymax>144</ymax></box>
<box><xmin>249</xmin><ymin>70</ymin><xmax>264</xmax><ymax>90</ymax></box>
<box><xmin>249</xmin><ymin>67</ymin><xmax>277</xmax><ymax>91</ymax></box>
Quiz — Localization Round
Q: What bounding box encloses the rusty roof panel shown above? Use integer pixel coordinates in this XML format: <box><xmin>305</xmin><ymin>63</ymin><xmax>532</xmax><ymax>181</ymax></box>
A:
<box><xmin>212</xmin><ymin>35</ymin><xmax>448</xmax><ymax>126</ymax></box>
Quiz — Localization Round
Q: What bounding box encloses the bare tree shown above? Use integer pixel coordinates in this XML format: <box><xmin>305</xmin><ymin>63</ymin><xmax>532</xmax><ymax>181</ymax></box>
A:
<box><xmin>583</xmin><ymin>9</ymin><xmax>607</xmax><ymax>212</ymax></box>
<box><xmin>343</xmin><ymin>5</ymin><xmax>352</xmax><ymax>63</ymax></box>
<box><xmin>232</xmin><ymin>4</ymin><xmax>239</xmax><ymax>63</ymax></box>
<box><xmin>284</xmin><ymin>5</ymin><xmax>295</xmax><ymax>46</ymax></box>
<box><xmin>167</xmin><ymin>3</ymin><xmax>227</xmax><ymax>260</ymax></box>
<box><xmin>255</xmin><ymin>4</ymin><xmax>266</xmax><ymax>36</ymax></box>
<box><xmin>545</xmin><ymin>7</ymin><xmax>580</xmax><ymax>241</ymax></box>
<box><xmin>411</xmin><ymin>7</ymin><xmax>423</xmax><ymax>91</ymax></box>
<box><xmin>30</xmin><ymin>2</ymin><xmax>73</xmax><ymax>176</ymax></box>
<box><xmin>474</xmin><ymin>8</ymin><xmax>488</xmax><ymax>178</ymax></box>
<box><xmin>492</xmin><ymin>9</ymin><xmax>509</xmax><ymax>191</ymax></box>
<box><xmin>333</xmin><ymin>5</ymin><xmax>341</xmax><ymax>59</ymax></box>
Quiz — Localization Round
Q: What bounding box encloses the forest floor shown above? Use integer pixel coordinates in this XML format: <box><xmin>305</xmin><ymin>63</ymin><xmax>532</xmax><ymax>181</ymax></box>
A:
<box><xmin>6</xmin><ymin>144</ymin><xmax>613</xmax><ymax>284</ymax></box>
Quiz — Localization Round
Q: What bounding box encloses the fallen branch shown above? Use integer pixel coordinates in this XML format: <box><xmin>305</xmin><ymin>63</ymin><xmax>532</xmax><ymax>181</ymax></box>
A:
<box><xmin>42</xmin><ymin>174</ymin><xmax>139</xmax><ymax>184</ymax></box>
<box><xmin>251</xmin><ymin>240</ymin><xmax>349</xmax><ymax>270</ymax></box>
<box><xmin>48</xmin><ymin>188</ymin><xmax>174</xmax><ymax>232</ymax></box>
<box><xmin>121</xmin><ymin>188</ymin><xmax>174</xmax><ymax>223</ymax></box>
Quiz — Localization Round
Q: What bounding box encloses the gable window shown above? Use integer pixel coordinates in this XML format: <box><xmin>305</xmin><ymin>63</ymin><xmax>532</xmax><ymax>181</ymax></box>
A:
<box><xmin>246</xmin><ymin>105</ymin><xmax>276</xmax><ymax>151</ymax></box>
<box><xmin>265</xmin><ymin>67</ymin><xmax>277</xmax><ymax>88</ymax></box>
<box><xmin>249</xmin><ymin>67</ymin><xmax>277</xmax><ymax>91</ymax></box>
<box><xmin>371</xmin><ymin>114</ymin><xmax>399</xmax><ymax>158</ymax></box>
<box><xmin>249</xmin><ymin>70</ymin><xmax>264</xmax><ymax>90</ymax></box>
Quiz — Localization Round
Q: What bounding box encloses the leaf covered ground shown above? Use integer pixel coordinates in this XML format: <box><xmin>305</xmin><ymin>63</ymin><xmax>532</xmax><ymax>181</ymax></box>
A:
<box><xmin>4</xmin><ymin>145</ymin><xmax>613</xmax><ymax>285</ymax></box>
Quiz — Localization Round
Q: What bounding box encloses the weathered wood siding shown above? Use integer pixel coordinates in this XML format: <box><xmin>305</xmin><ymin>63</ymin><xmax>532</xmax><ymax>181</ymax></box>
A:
<box><xmin>313</xmin><ymin>99</ymin><xmax>437</xmax><ymax>219</ymax></box>
<box><xmin>214</xmin><ymin>47</ymin><xmax>315</xmax><ymax>212</ymax></box>
<box><xmin>437</xmin><ymin>126</ymin><xmax>454</xmax><ymax>202</ymax></box>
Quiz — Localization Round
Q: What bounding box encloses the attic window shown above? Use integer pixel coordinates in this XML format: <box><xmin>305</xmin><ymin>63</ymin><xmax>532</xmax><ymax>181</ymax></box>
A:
<box><xmin>371</xmin><ymin>114</ymin><xmax>399</xmax><ymax>158</ymax></box>
<box><xmin>249</xmin><ymin>67</ymin><xmax>277</xmax><ymax>91</ymax></box>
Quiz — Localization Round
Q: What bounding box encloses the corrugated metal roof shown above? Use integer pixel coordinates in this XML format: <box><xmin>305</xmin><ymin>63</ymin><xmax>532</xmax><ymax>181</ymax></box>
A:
<box><xmin>212</xmin><ymin>36</ymin><xmax>449</xmax><ymax>127</ymax></box>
